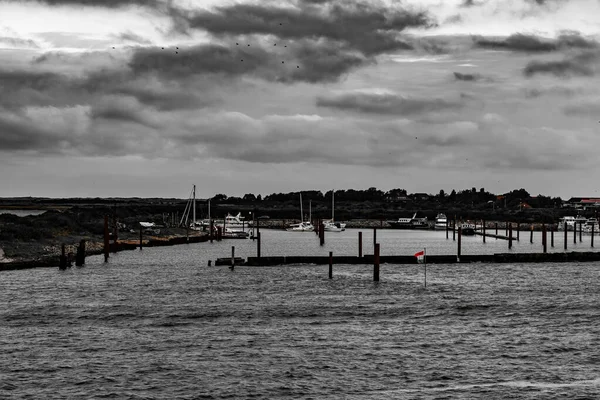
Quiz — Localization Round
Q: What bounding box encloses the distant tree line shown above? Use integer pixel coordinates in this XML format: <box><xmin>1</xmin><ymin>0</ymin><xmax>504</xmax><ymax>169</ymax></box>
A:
<box><xmin>208</xmin><ymin>187</ymin><xmax>563</xmax><ymax>209</ymax></box>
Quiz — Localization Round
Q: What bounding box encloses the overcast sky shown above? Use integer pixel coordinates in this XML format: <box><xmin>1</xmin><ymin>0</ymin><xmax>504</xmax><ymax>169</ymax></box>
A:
<box><xmin>1</xmin><ymin>0</ymin><xmax>599</xmax><ymax>199</ymax></box>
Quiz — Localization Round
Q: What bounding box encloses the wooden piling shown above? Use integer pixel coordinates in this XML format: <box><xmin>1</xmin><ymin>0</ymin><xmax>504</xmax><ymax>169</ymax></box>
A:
<box><xmin>373</xmin><ymin>243</ymin><xmax>380</xmax><ymax>282</ymax></box>
<box><xmin>210</xmin><ymin>220</ymin><xmax>214</xmax><ymax>243</ymax></box>
<box><xmin>551</xmin><ymin>226</ymin><xmax>554</xmax><ymax>247</ymax></box>
<box><xmin>579</xmin><ymin>222</ymin><xmax>583</xmax><ymax>243</ymax></box>
<box><xmin>230</xmin><ymin>246</ymin><xmax>235</xmax><ymax>270</ymax></box>
<box><xmin>517</xmin><ymin>223</ymin><xmax>520</xmax><ymax>241</ymax></box>
<box><xmin>139</xmin><ymin>226</ymin><xmax>143</xmax><ymax>250</ymax></box>
<box><xmin>457</xmin><ymin>227</ymin><xmax>462</xmax><ymax>260</ymax></box>
<box><xmin>573</xmin><ymin>222</ymin><xmax>576</xmax><ymax>244</ymax></box>
<box><xmin>542</xmin><ymin>224</ymin><xmax>547</xmax><ymax>253</ymax></box>
<box><xmin>59</xmin><ymin>244</ymin><xmax>67</xmax><ymax>269</ymax></box>
<box><xmin>564</xmin><ymin>221</ymin><xmax>568</xmax><ymax>250</ymax></box>
<box><xmin>103</xmin><ymin>215</ymin><xmax>109</xmax><ymax>263</ymax></box>
<box><xmin>482</xmin><ymin>219</ymin><xmax>486</xmax><ymax>243</ymax></box>
<box><xmin>592</xmin><ymin>224</ymin><xmax>595</xmax><ymax>248</ymax></box>
<box><xmin>495</xmin><ymin>222</ymin><xmax>498</xmax><ymax>238</ymax></box>
<box><xmin>453</xmin><ymin>218</ymin><xmax>456</xmax><ymax>241</ymax></box>
<box><xmin>320</xmin><ymin>222</ymin><xmax>325</xmax><ymax>246</ymax></box>
<box><xmin>75</xmin><ymin>240</ymin><xmax>86</xmax><ymax>266</ymax></box>
<box><xmin>358</xmin><ymin>231</ymin><xmax>363</xmax><ymax>258</ymax></box>
<box><xmin>257</xmin><ymin>232</ymin><xmax>261</xmax><ymax>258</ymax></box>
<box><xmin>530</xmin><ymin>225</ymin><xmax>533</xmax><ymax>244</ymax></box>
<box><xmin>373</xmin><ymin>228</ymin><xmax>377</xmax><ymax>247</ymax></box>
<box><xmin>509</xmin><ymin>225</ymin><xmax>512</xmax><ymax>249</ymax></box>
<box><xmin>329</xmin><ymin>251</ymin><xmax>333</xmax><ymax>279</ymax></box>
<box><xmin>446</xmin><ymin>218</ymin><xmax>449</xmax><ymax>239</ymax></box>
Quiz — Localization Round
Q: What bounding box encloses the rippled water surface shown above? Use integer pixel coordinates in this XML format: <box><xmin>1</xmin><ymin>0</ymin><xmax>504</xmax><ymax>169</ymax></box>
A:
<box><xmin>2</xmin><ymin>229</ymin><xmax>600</xmax><ymax>399</ymax></box>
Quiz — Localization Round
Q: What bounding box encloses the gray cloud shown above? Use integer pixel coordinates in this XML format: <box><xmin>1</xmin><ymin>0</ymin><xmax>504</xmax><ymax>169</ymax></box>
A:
<box><xmin>0</xmin><ymin>36</ymin><xmax>39</xmax><ymax>48</ymax></box>
<box><xmin>183</xmin><ymin>1</ymin><xmax>431</xmax><ymax>56</ymax></box>
<box><xmin>117</xmin><ymin>31</ymin><xmax>152</xmax><ymax>45</ymax></box>
<box><xmin>127</xmin><ymin>41</ymin><xmax>367</xmax><ymax>83</ymax></box>
<box><xmin>0</xmin><ymin>0</ymin><xmax>159</xmax><ymax>7</ymax></box>
<box><xmin>454</xmin><ymin>72</ymin><xmax>480</xmax><ymax>81</ymax></box>
<box><xmin>316</xmin><ymin>91</ymin><xmax>463</xmax><ymax>115</ymax></box>
<box><xmin>524</xmin><ymin>52</ymin><xmax>599</xmax><ymax>77</ymax></box>
<box><xmin>563</xmin><ymin>101</ymin><xmax>600</xmax><ymax>118</ymax></box>
<box><xmin>474</xmin><ymin>33</ymin><xmax>598</xmax><ymax>52</ymax></box>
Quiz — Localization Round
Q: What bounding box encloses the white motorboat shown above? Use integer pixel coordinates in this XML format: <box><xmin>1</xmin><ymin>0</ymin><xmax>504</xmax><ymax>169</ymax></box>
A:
<box><xmin>460</xmin><ymin>223</ymin><xmax>476</xmax><ymax>236</ymax></box>
<box><xmin>323</xmin><ymin>191</ymin><xmax>346</xmax><ymax>232</ymax></box>
<box><xmin>287</xmin><ymin>221</ymin><xmax>315</xmax><ymax>232</ymax></box>
<box><xmin>558</xmin><ymin>215</ymin><xmax>587</xmax><ymax>231</ymax></box>
<box><xmin>434</xmin><ymin>213</ymin><xmax>448</xmax><ymax>230</ymax></box>
<box><xmin>583</xmin><ymin>218</ymin><xmax>599</xmax><ymax>233</ymax></box>
<box><xmin>388</xmin><ymin>213</ymin><xmax>428</xmax><ymax>229</ymax></box>
<box><xmin>214</xmin><ymin>212</ymin><xmax>248</xmax><ymax>232</ymax></box>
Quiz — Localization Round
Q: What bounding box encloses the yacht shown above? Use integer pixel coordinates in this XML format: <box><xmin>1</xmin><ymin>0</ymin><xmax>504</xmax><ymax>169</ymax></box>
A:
<box><xmin>434</xmin><ymin>213</ymin><xmax>448</xmax><ymax>230</ymax></box>
<box><xmin>286</xmin><ymin>193</ymin><xmax>314</xmax><ymax>232</ymax></box>
<box><xmin>323</xmin><ymin>219</ymin><xmax>346</xmax><ymax>232</ymax></box>
<box><xmin>323</xmin><ymin>191</ymin><xmax>346</xmax><ymax>232</ymax></box>
<box><xmin>388</xmin><ymin>213</ymin><xmax>428</xmax><ymax>229</ymax></box>
<box><xmin>584</xmin><ymin>218</ymin><xmax>599</xmax><ymax>234</ymax></box>
<box><xmin>214</xmin><ymin>213</ymin><xmax>247</xmax><ymax>230</ymax></box>
<box><xmin>460</xmin><ymin>223</ymin><xmax>476</xmax><ymax>236</ymax></box>
<box><xmin>558</xmin><ymin>215</ymin><xmax>588</xmax><ymax>231</ymax></box>
<box><xmin>286</xmin><ymin>221</ymin><xmax>315</xmax><ymax>232</ymax></box>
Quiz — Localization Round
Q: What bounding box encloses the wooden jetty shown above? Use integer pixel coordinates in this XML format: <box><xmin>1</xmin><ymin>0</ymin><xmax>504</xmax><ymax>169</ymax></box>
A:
<box><xmin>228</xmin><ymin>252</ymin><xmax>600</xmax><ymax>266</ymax></box>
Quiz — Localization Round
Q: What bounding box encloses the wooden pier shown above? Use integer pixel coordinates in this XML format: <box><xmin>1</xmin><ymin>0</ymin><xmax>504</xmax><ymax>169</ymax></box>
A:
<box><xmin>234</xmin><ymin>252</ymin><xmax>600</xmax><ymax>266</ymax></box>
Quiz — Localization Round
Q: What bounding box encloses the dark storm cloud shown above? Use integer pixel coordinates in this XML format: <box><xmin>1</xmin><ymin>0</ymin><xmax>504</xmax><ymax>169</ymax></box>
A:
<box><xmin>524</xmin><ymin>52</ymin><xmax>599</xmax><ymax>77</ymax></box>
<box><xmin>128</xmin><ymin>41</ymin><xmax>367</xmax><ymax>83</ymax></box>
<box><xmin>0</xmin><ymin>36</ymin><xmax>39</xmax><ymax>48</ymax></box>
<box><xmin>0</xmin><ymin>0</ymin><xmax>159</xmax><ymax>7</ymax></box>
<box><xmin>118</xmin><ymin>31</ymin><xmax>152</xmax><ymax>45</ymax></box>
<box><xmin>183</xmin><ymin>1</ymin><xmax>431</xmax><ymax>56</ymax></box>
<box><xmin>316</xmin><ymin>92</ymin><xmax>463</xmax><ymax>115</ymax></box>
<box><xmin>454</xmin><ymin>72</ymin><xmax>480</xmax><ymax>81</ymax></box>
<box><xmin>474</xmin><ymin>33</ymin><xmax>598</xmax><ymax>52</ymax></box>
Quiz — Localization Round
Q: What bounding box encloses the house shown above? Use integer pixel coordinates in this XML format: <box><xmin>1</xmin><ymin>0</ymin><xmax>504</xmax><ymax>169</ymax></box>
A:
<box><xmin>566</xmin><ymin>198</ymin><xmax>600</xmax><ymax>210</ymax></box>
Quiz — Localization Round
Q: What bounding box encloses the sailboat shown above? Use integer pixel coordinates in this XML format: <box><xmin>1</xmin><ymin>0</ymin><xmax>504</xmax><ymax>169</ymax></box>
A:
<box><xmin>323</xmin><ymin>190</ymin><xmax>346</xmax><ymax>232</ymax></box>
<box><xmin>286</xmin><ymin>193</ymin><xmax>314</xmax><ymax>232</ymax></box>
<box><xmin>181</xmin><ymin>184</ymin><xmax>202</xmax><ymax>230</ymax></box>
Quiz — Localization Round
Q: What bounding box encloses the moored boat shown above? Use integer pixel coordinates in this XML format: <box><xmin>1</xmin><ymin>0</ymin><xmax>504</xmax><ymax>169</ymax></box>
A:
<box><xmin>434</xmin><ymin>213</ymin><xmax>448</xmax><ymax>230</ymax></box>
<box><xmin>460</xmin><ymin>223</ymin><xmax>476</xmax><ymax>236</ymax></box>
<box><xmin>388</xmin><ymin>213</ymin><xmax>428</xmax><ymax>229</ymax></box>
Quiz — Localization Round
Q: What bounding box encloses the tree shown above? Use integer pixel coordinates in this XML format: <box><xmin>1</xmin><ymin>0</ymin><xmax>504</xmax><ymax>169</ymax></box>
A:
<box><xmin>242</xmin><ymin>193</ymin><xmax>256</xmax><ymax>202</ymax></box>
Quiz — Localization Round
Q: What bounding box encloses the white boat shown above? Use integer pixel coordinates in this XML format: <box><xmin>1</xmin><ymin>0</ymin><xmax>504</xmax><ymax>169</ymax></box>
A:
<box><xmin>558</xmin><ymin>215</ymin><xmax>588</xmax><ymax>231</ymax></box>
<box><xmin>287</xmin><ymin>221</ymin><xmax>315</xmax><ymax>232</ymax></box>
<box><xmin>388</xmin><ymin>213</ymin><xmax>428</xmax><ymax>229</ymax></box>
<box><xmin>323</xmin><ymin>191</ymin><xmax>346</xmax><ymax>232</ymax></box>
<box><xmin>214</xmin><ymin>212</ymin><xmax>247</xmax><ymax>231</ymax></box>
<box><xmin>286</xmin><ymin>193</ymin><xmax>314</xmax><ymax>232</ymax></box>
<box><xmin>460</xmin><ymin>223</ymin><xmax>476</xmax><ymax>236</ymax></box>
<box><xmin>583</xmin><ymin>218</ymin><xmax>599</xmax><ymax>233</ymax></box>
<box><xmin>434</xmin><ymin>213</ymin><xmax>448</xmax><ymax>230</ymax></box>
<box><xmin>180</xmin><ymin>184</ymin><xmax>204</xmax><ymax>230</ymax></box>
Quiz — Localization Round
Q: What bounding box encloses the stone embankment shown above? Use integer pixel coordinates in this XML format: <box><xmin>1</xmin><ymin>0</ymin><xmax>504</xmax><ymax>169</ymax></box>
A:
<box><xmin>253</xmin><ymin>219</ymin><xmax>560</xmax><ymax>230</ymax></box>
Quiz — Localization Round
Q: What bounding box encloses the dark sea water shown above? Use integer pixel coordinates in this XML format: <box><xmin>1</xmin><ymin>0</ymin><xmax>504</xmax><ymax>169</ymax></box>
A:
<box><xmin>2</xmin><ymin>229</ymin><xmax>600</xmax><ymax>399</ymax></box>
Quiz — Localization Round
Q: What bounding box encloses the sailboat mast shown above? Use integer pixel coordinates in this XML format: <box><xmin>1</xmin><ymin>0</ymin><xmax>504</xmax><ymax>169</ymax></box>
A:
<box><xmin>309</xmin><ymin>200</ymin><xmax>312</xmax><ymax>222</ymax></box>
<box><xmin>192</xmin><ymin>185</ymin><xmax>196</xmax><ymax>225</ymax></box>
<box><xmin>332</xmin><ymin>190</ymin><xmax>334</xmax><ymax>222</ymax></box>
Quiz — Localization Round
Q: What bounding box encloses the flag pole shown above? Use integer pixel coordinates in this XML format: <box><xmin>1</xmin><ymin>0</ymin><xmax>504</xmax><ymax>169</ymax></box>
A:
<box><xmin>424</xmin><ymin>247</ymin><xmax>427</xmax><ymax>288</ymax></box>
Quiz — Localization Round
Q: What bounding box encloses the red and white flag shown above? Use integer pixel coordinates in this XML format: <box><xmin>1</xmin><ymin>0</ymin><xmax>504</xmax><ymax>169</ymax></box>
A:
<box><xmin>414</xmin><ymin>250</ymin><xmax>425</xmax><ymax>263</ymax></box>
